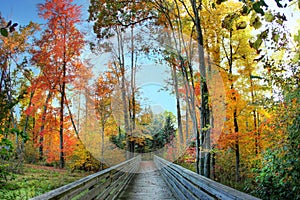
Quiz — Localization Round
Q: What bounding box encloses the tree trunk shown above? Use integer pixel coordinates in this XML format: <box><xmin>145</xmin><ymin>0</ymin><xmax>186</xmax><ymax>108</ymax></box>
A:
<box><xmin>39</xmin><ymin>91</ymin><xmax>53</xmax><ymax>160</ymax></box>
<box><xmin>130</xmin><ymin>25</ymin><xmax>136</xmax><ymax>157</ymax></box>
<box><xmin>211</xmin><ymin>145</ymin><xmax>216</xmax><ymax>180</ymax></box>
<box><xmin>250</xmin><ymin>75</ymin><xmax>259</xmax><ymax>155</ymax></box>
<box><xmin>172</xmin><ymin>64</ymin><xmax>184</xmax><ymax>145</ymax></box>
<box><xmin>201</xmin><ymin>81</ymin><xmax>210</xmax><ymax>177</ymax></box>
<box><xmin>114</xmin><ymin>28</ymin><xmax>131</xmax><ymax>158</ymax></box>
<box><xmin>190</xmin><ymin>0</ymin><xmax>211</xmax><ymax>177</ymax></box>
<box><xmin>185</xmin><ymin>106</ymin><xmax>189</xmax><ymax>145</ymax></box>
<box><xmin>59</xmin><ymin>60</ymin><xmax>66</xmax><ymax>169</ymax></box>
<box><xmin>234</xmin><ymin>108</ymin><xmax>240</xmax><ymax>182</ymax></box>
<box><xmin>77</xmin><ymin>92</ymin><xmax>81</xmax><ymax>136</ymax></box>
<box><xmin>65</xmin><ymin>95</ymin><xmax>79</xmax><ymax>139</ymax></box>
<box><xmin>101</xmin><ymin>123</ymin><xmax>105</xmax><ymax>170</ymax></box>
<box><xmin>228</xmin><ymin>29</ymin><xmax>239</xmax><ymax>182</ymax></box>
<box><xmin>180</xmin><ymin>61</ymin><xmax>199</xmax><ymax>173</ymax></box>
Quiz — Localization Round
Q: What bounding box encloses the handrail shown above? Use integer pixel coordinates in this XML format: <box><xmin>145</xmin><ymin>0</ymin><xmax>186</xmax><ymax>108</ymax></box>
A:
<box><xmin>154</xmin><ymin>155</ymin><xmax>260</xmax><ymax>200</ymax></box>
<box><xmin>31</xmin><ymin>155</ymin><xmax>141</xmax><ymax>200</ymax></box>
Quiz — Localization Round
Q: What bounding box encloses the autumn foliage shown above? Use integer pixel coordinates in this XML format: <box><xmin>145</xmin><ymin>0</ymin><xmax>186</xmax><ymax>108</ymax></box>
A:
<box><xmin>0</xmin><ymin>0</ymin><xmax>299</xmax><ymax>199</ymax></box>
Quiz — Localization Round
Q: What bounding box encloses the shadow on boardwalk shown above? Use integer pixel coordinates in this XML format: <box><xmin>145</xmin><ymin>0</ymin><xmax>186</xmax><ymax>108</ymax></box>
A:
<box><xmin>117</xmin><ymin>161</ymin><xmax>175</xmax><ymax>200</ymax></box>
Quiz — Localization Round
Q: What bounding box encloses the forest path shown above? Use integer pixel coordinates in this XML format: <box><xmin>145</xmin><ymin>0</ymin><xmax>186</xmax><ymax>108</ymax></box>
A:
<box><xmin>117</xmin><ymin>161</ymin><xmax>175</xmax><ymax>200</ymax></box>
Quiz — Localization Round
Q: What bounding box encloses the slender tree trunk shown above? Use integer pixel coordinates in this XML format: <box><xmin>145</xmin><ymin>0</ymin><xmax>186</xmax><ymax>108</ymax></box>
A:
<box><xmin>33</xmin><ymin>116</ymin><xmax>37</xmax><ymax>144</ymax></box>
<box><xmin>65</xmin><ymin>95</ymin><xmax>79</xmax><ymax>139</ymax></box>
<box><xmin>201</xmin><ymin>81</ymin><xmax>210</xmax><ymax>177</ymax></box>
<box><xmin>20</xmin><ymin>90</ymin><xmax>35</xmax><ymax>168</ymax></box>
<box><xmin>101</xmin><ymin>123</ymin><xmax>105</xmax><ymax>170</ymax></box>
<box><xmin>228</xmin><ymin>29</ymin><xmax>240</xmax><ymax>182</ymax></box>
<box><xmin>250</xmin><ymin>75</ymin><xmax>259</xmax><ymax>155</ymax></box>
<box><xmin>121</xmin><ymin>66</ymin><xmax>130</xmax><ymax>157</ymax></box>
<box><xmin>180</xmin><ymin>61</ymin><xmax>199</xmax><ymax>173</ymax></box>
<box><xmin>211</xmin><ymin>144</ymin><xmax>216</xmax><ymax>180</ymax></box>
<box><xmin>190</xmin><ymin>0</ymin><xmax>211</xmax><ymax>177</ymax></box>
<box><xmin>172</xmin><ymin>64</ymin><xmax>184</xmax><ymax>145</ymax></box>
<box><xmin>234</xmin><ymin>108</ymin><xmax>240</xmax><ymax>182</ymax></box>
<box><xmin>59</xmin><ymin>59</ymin><xmax>66</xmax><ymax>169</ymax></box>
<box><xmin>185</xmin><ymin>106</ymin><xmax>189</xmax><ymax>145</ymax></box>
<box><xmin>253</xmin><ymin>110</ymin><xmax>258</xmax><ymax>155</ymax></box>
<box><xmin>85</xmin><ymin>89</ymin><xmax>89</xmax><ymax>128</ymax></box>
<box><xmin>130</xmin><ymin>25</ymin><xmax>136</xmax><ymax>157</ymax></box>
<box><xmin>257</xmin><ymin>112</ymin><xmax>260</xmax><ymax>153</ymax></box>
<box><xmin>77</xmin><ymin>92</ymin><xmax>81</xmax><ymax>136</ymax></box>
<box><xmin>39</xmin><ymin>91</ymin><xmax>53</xmax><ymax>160</ymax></box>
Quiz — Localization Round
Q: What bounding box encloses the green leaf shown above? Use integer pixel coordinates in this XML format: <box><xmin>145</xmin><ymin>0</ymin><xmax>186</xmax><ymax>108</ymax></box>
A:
<box><xmin>0</xmin><ymin>28</ymin><xmax>8</xmax><ymax>37</ymax></box>
<box><xmin>260</xmin><ymin>29</ymin><xmax>269</xmax><ymax>39</ymax></box>
<box><xmin>252</xmin><ymin>18</ymin><xmax>262</xmax><ymax>29</ymax></box>
<box><xmin>265</xmin><ymin>11</ymin><xmax>275</xmax><ymax>22</ymax></box>
<box><xmin>276</xmin><ymin>19</ymin><xmax>283</xmax><ymax>25</ymax></box>
<box><xmin>253</xmin><ymin>37</ymin><xmax>263</xmax><ymax>50</ymax></box>
<box><xmin>240</xmin><ymin>5</ymin><xmax>250</xmax><ymax>16</ymax></box>
<box><xmin>250</xmin><ymin>14</ymin><xmax>263</xmax><ymax>29</ymax></box>
<box><xmin>253</xmin><ymin>2</ymin><xmax>264</xmax><ymax>15</ymax></box>
<box><xmin>294</xmin><ymin>30</ymin><xmax>300</xmax><ymax>43</ymax></box>
<box><xmin>222</xmin><ymin>13</ymin><xmax>239</xmax><ymax>30</ymax></box>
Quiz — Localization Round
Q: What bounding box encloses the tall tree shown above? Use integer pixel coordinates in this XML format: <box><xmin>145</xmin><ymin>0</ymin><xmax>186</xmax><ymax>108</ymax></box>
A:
<box><xmin>0</xmin><ymin>16</ymin><xmax>39</xmax><ymax>162</ymax></box>
<box><xmin>33</xmin><ymin>0</ymin><xmax>85</xmax><ymax>168</ymax></box>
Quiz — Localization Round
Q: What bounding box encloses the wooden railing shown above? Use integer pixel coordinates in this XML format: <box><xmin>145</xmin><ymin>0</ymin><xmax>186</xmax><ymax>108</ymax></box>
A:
<box><xmin>31</xmin><ymin>155</ymin><xmax>141</xmax><ymax>200</ymax></box>
<box><xmin>154</xmin><ymin>156</ymin><xmax>260</xmax><ymax>200</ymax></box>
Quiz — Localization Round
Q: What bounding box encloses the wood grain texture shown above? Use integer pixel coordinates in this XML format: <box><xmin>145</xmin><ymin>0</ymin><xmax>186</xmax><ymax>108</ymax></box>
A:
<box><xmin>154</xmin><ymin>156</ymin><xmax>261</xmax><ymax>200</ymax></box>
<box><xmin>117</xmin><ymin>161</ymin><xmax>175</xmax><ymax>200</ymax></box>
<box><xmin>30</xmin><ymin>156</ymin><xmax>141</xmax><ymax>200</ymax></box>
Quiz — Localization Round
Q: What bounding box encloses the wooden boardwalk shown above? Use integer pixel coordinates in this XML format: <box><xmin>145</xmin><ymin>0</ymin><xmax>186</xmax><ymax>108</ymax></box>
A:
<box><xmin>32</xmin><ymin>156</ymin><xmax>259</xmax><ymax>200</ymax></box>
<box><xmin>117</xmin><ymin>161</ymin><xmax>175</xmax><ymax>200</ymax></box>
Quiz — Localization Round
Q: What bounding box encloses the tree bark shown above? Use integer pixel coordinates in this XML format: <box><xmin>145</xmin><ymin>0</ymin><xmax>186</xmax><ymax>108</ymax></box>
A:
<box><xmin>190</xmin><ymin>0</ymin><xmax>211</xmax><ymax>177</ymax></box>
<box><xmin>116</xmin><ymin>29</ymin><xmax>131</xmax><ymax>158</ymax></box>
<box><xmin>59</xmin><ymin>62</ymin><xmax>66</xmax><ymax>169</ymax></box>
<box><xmin>130</xmin><ymin>25</ymin><xmax>137</xmax><ymax>157</ymax></box>
<box><xmin>39</xmin><ymin>91</ymin><xmax>53</xmax><ymax>160</ymax></box>
<box><xmin>172</xmin><ymin>64</ymin><xmax>184</xmax><ymax>145</ymax></box>
<box><xmin>250</xmin><ymin>75</ymin><xmax>259</xmax><ymax>155</ymax></box>
<box><xmin>234</xmin><ymin>108</ymin><xmax>240</xmax><ymax>182</ymax></box>
<box><xmin>101</xmin><ymin>123</ymin><xmax>105</xmax><ymax>170</ymax></box>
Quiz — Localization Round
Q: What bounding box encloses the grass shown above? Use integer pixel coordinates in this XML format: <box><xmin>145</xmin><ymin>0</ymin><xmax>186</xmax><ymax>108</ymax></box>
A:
<box><xmin>0</xmin><ymin>164</ymin><xmax>91</xmax><ymax>200</ymax></box>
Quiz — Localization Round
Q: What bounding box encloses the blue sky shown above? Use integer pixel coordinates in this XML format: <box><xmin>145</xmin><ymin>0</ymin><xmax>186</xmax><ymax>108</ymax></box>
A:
<box><xmin>0</xmin><ymin>0</ymin><xmax>91</xmax><ymax>25</ymax></box>
<box><xmin>1</xmin><ymin>0</ymin><xmax>44</xmax><ymax>25</ymax></box>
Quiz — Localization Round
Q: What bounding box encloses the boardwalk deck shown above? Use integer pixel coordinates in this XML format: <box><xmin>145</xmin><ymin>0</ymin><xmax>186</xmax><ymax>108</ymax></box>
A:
<box><xmin>117</xmin><ymin>161</ymin><xmax>175</xmax><ymax>200</ymax></box>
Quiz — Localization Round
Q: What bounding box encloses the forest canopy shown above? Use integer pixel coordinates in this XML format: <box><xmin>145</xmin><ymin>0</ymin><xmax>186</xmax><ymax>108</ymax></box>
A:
<box><xmin>0</xmin><ymin>0</ymin><xmax>299</xmax><ymax>199</ymax></box>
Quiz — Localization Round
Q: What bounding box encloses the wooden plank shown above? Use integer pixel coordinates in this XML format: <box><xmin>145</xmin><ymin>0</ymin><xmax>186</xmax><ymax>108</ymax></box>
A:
<box><xmin>111</xmin><ymin>172</ymin><xmax>136</xmax><ymax>200</ymax></box>
<box><xmin>117</xmin><ymin>161</ymin><xmax>175</xmax><ymax>200</ymax></box>
<box><xmin>98</xmin><ymin>162</ymin><xmax>139</xmax><ymax>199</ymax></box>
<box><xmin>162</xmin><ymin>166</ymin><xmax>199</xmax><ymax>200</ymax></box>
<box><xmin>161</xmin><ymin>161</ymin><xmax>216</xmax><ymax>200</ymax></box>
<box><xmin>160</xmin><ymin>167</ymin><xmax>187</xmax><ymax>200</ymax></box>
<box><xmin>154</xmin><ymin>156</ymin><xmax>260</xmax><ymax>200</ymax></box>
<box><xmin>31</xmin><ymin>156</ymin><xmax>141</xmax><ymax>200</ymax></box>
<box><xmin>162</xmin><ymin>165</ymin><xmax>215</xmax><ymax>200</ymax></box>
